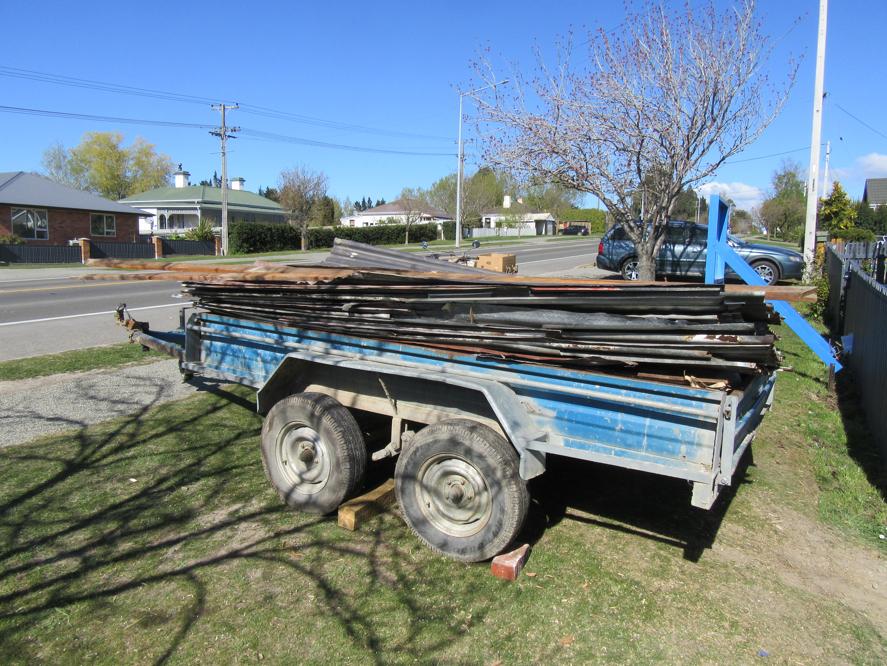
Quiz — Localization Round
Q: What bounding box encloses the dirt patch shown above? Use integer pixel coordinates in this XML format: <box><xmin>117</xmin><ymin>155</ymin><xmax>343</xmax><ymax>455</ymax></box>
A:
<box><xmin>714</xmin><ymin>504</ymin><xmax>887</xmax><ymax>634</ymax></box>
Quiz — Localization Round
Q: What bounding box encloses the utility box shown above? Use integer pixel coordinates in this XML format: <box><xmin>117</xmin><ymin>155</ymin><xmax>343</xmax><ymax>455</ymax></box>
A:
<box><xmin>476</xmin><ymin>253</ymin><xmax>517</xmax><ymax>273</ymax></box>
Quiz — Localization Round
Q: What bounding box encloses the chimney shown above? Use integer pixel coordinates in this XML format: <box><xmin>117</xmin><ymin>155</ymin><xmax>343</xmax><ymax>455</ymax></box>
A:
<box><xmin>503</xmin><ymin>195</ymin><xmax>512</xmax><ymax>209</ymax></box>
<box><xmin>231</xmin><ymin>177</ymin><xmax>245</xmax><ymax>191</ymax></box>
<box><xmin>173</xmin><ymin>164</ymin><xmax>190</xmax><ymax>188</ymax></box>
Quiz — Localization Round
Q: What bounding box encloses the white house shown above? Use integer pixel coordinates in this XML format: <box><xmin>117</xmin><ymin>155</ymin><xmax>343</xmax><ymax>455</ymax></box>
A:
<box><xmin>121</xmin><ymin>166</ymin><xmax>286</xmax><ymax>236</ymax></box>
<box><xmin>339</xmin><ymin>199</ymin><xmax>452</xmax><ymax>228</ymax></box>
<box><xmin>476</xmin><ymin>196</ymin><xmax>556</xmax><ymax>237</ymax></box>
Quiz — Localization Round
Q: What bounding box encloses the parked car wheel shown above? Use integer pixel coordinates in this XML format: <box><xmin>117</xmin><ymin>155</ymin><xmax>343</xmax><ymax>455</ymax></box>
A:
<box><xmin>261</xmin><ymin>392</ymin><xmax>367</xmax><ymax>514</ymax></box>
<box><xmin>751</xmin><ymin>260</ymin><xmax>779</xmax><ymax>285</ymax></box>
<box><xmin>621</xmin><ymin>257</ymin><xmax>640</xmax><ymax>281</ymax></box>
<box><xmin>395</xmin><ymin>419</ymin><xmax>529</xmax><ymax>562</ymax></box>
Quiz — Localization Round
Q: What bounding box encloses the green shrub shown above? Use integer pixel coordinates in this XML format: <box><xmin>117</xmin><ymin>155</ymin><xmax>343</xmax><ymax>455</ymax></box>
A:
<box><xmin>0</xmin><ymin>234</ymin><xmax>24</xmax><ymax>245</ymax></box>
<box><xmin>229</xmin><ymin>221</ymin><xmax>299</xmax><ymax>254</ymax></box>
<box><xmin>441</xmin><ymin>221</ymin><xmax>456</xmax><ymax>241</ymax></box>
<box><xmin>831</xmin><ymin>227</ymin><xmax>876</xmax><ymax>242</ymax></box>
<box><xmin>808</xmin><ymin>273</ymin><xmax>830</xmax><ymax>323</ymax></box>
<box><xmin>558</xmin><ymin>209</ymin><xmax>607</xmax><ymax>233</ymax></box>
<box><xmin>185</xmin><ymin>218</ymin><xmax>216</xmax><ymax>242</ymax></box>
<box><xmin>228</xmin><ymin>222</ymin><xmax>440</xmax><ymax>254</ymax></box>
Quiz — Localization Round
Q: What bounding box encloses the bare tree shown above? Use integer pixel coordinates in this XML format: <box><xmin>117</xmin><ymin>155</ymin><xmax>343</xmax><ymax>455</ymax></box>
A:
<box><xmin>470</xmin><ymin>0</ymin><xmax>796</xmax><ymax>279</ymax></box>
<box><xmin>278</xmin><ymin>166</ymin><xmax>328</xmax><ymax>251</ymax></box>
<box><xmin>398</xmin><ymin>188</ymin><xmax>428</xmax><ymax>244</ymax></box>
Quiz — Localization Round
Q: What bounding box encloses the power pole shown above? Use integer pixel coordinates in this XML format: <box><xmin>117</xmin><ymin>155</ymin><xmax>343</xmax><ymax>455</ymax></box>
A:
<box><xmin>803</xmin><ymin>0</ymin><xmax>828</xmax><ymax>274</ymax></box>
<box><xmin>455</xmin><ymin>93</ymin><xmax>464</xmax><ymax>248</ymax></box>
<box><xmin>822</xmin><ymin>140</ymin><xmax>831</xmax><ymax>197</ymax></box>
<box><xmin>210</xmin><ymin>103</ymin><xmax>239</xmax><ymax>255</ymax></box>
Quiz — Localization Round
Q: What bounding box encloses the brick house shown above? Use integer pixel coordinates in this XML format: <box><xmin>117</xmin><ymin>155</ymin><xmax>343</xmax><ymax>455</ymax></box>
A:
<box><xmin>0</xmin><ymin>172</ymin><xmax>145</xmax><ymax>245</ymax></box>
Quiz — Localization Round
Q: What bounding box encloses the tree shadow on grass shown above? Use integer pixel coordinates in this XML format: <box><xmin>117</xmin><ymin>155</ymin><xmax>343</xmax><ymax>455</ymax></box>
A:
<box><xmin>520</xmin><ymin>449</ymin><xmax>754</xmax><ymax>563</ymax></box>
<box><xmin>0</xmin><ymin>381</ymin><xmax>488</xmax><ymax>665</ymax></box>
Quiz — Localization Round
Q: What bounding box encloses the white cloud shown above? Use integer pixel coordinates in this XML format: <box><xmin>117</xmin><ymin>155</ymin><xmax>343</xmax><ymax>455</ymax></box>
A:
<box><xmin>696</xmin><ymin>181</ymin><xmax>765</xmax><ymax>211</ymax></box>
<box><xmin>828</xmin><ymin>153</ymin><xmax>887</xmax><ymax>197</ymax></box>
<box><xmin>855</xmin><ymin>152</ymin><xmax>887</xmax><ymax>177</ymax></box>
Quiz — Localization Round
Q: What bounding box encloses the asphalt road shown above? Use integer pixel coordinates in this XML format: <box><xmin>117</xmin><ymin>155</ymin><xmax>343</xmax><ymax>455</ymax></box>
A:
<box><xmin>0</xmin><ymin>238</ymin><xmax>605</xmax><ymax>360</ymax></box>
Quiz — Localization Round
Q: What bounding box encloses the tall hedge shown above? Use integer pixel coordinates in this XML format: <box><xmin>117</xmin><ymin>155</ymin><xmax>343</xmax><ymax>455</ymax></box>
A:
<box><xmin>559</xmin><ymin>208</ymin><xmax>607</xmax><ymax>234</ymax></box>
<box><xmin>228</xmin><ymin>222</ymin><xmax>440</xmax><ymax>254</ymax></box>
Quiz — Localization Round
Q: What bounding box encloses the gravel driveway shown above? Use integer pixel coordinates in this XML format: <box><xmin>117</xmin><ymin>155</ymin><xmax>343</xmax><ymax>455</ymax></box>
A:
<box><xmin>0</xmin><ymin>360</ymin><xmax>200</xmax><ymax>447</ymax></box>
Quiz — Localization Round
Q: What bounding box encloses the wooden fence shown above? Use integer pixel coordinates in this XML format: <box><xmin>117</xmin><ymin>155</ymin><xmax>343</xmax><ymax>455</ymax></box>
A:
<box><xmin>825</xmin><ymin>244</ymin><xmax>887</xmax><ymax>459</ymax></box>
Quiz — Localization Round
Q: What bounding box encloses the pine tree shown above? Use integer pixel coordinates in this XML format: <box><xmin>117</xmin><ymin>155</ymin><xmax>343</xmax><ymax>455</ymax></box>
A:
<box><xmin>819</xmin><ymin>181</ymin><xmax>857</xmax><ymax>233</ymax></box>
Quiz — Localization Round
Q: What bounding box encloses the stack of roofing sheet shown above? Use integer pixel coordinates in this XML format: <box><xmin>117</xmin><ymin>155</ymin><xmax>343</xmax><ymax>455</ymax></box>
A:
<box><xmin>181</xmin><ymin>272</ymin><xmax>780</xmax><ymax>378</ymax></box>
<box><xmin>88</xmin><ymin>240</ymin><xmax>796</xmax><ymax>382</ymax></box>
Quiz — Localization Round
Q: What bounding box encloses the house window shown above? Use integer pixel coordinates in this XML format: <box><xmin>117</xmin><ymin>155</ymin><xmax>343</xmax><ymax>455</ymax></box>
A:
<box><xmin>11</xmin><ymin>208</ymin><xmax>49</xmax><ymax>240</ymax></box>
<box><xmin>90</xmin><ymin>213</ymin><xmax>116</xmax><ymax>237</ymax></box>
<box><xmin>158</xmin><ymin>214</ymin><xmax>167</xmax><ymax>230</ymax></box>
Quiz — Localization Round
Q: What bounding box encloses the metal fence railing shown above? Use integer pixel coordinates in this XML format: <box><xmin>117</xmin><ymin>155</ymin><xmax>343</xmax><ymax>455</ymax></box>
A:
<box><xmin>162</xmin><ymin>239</ymin><xmax>215</xmax><ymax>256</ymax></box>
<box><xmin>90</xmin><ymin>241</ymin><xmax>155</xmax><ymax>260</ymax></box>
<box><xmin>842</xmin><ymin>262</ymin><xmax>887</xmax><ymax>459</ymax></box>
<box><xmin>825</xmin><ymin>246</ymin><xmax>845</xmax><ymax>331</ymax></box>
<box><xmin>0</xmin><ymin>244</ymin><xmax>82</xmax><ymax>263</ymax></box>
<box><xmin>826</xmin><ymin>244</ymin><xmax>887</xmax><ymax>460</ymax></box>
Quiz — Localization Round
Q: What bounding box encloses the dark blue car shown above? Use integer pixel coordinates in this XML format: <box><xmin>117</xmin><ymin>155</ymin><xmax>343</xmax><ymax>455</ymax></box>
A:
<box><xmin>595</xmin><ymin>220</ymin><xmax>804</xmax><ymax>285</ymax></box>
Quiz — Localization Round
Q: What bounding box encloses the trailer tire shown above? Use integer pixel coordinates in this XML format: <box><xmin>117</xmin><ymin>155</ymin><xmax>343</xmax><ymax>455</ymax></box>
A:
<box><xmin>260</xmin><ymin>392</ymin><xmax>366</xmax><ymax>515</ymax></box>
<box><xmin>395</xmin><ymin>419</ymin><xmax>529</xmax><ymax>562</ymax></box>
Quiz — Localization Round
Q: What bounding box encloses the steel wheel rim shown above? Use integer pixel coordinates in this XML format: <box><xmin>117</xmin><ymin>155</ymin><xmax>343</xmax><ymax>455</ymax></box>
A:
<box><xmin>623</xmin><ymin>260</ymin><xmax>639</xmax><ymax>280</ymax></box>
<box><xmin>415</xmin><ymin>454</ymin><xmax>492</xmax><ymax>537</ymax></box>
<box><xmin>754</xmin><ymin>263</ymin><xmax>776</xmax><ymax>284</ymax></box>
<box><xmin>275</xmin><ymin>422</ymin><xmax>330</xmax><ymax>495</ymax></box>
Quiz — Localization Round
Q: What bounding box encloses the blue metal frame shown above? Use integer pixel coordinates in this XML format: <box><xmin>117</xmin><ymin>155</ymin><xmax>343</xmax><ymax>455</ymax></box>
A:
<box><xmin>705</xmin><ymin>195</ymin><xmax>841</xmax><ymax>371</ymax></box>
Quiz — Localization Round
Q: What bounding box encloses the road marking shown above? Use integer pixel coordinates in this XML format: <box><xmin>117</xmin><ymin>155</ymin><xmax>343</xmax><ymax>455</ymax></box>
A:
<box><xmin>0</xmin><ymin>275</ymin><xmax>81</xmax><ymax>284</ymax></box>
<box><xmin>0</xmin><ymin>279</ymin><xmax>175</xmax><ymax>294</ymax></box>
<box><xmin>0</xmin><ymin>302</ymin><xmax>192</xmax><ymax>327</ymax></box>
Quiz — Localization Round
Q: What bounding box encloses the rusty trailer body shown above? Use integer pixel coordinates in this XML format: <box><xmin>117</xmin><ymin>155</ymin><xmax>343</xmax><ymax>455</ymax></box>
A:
<box><xmin>129</xmin><ymin>304</ymin><xmax>775</xmax><ymax>561</ymax></box>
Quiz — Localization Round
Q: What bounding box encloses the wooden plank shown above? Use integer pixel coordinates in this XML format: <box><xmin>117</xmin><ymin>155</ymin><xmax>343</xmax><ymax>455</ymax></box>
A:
<box><xmin>337</xmin><ymin>478</ymin><xmax>396</xmax><ymax>531</ymax></box>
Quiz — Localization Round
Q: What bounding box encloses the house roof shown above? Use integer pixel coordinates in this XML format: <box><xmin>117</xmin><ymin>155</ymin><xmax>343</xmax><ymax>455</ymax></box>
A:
<box><xmin>121</xmin><ymin>185</ymin><xmax>283</xmax><ymax>212</ymax></box>
<box><xmin>863</xmin><ymin>178</ymin><xmax>887</xmax><ymax>206</ymax></box>
<box><xmin>359</xmin><ymin>199</ymin><xmax>451</xmax><ymax>218</ymax></box>
<box><xmin>481</xmin><ymin>200</ymin><xmax>551</xmax><ymax>216</ymax></box>
<box><xmin>0</xmin><ymin>172</ymin><xmax>147</xmax><ymax>215</ymax></box>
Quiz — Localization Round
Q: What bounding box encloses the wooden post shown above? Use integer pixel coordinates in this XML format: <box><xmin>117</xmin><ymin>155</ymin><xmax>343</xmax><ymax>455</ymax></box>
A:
<box><xmin>214</xmin><ymin>235</ymin><xmax>222</xmax><ymax>256</ymax></box>
<box><xmin>79</xmin><ymin>238</ymin><xmax>91</xmax><ymax>264</ymax></box>
<box><xmin>153</xmin><ymin>236</ymin><xmax>164</xmax><ymax>259</ymax></box>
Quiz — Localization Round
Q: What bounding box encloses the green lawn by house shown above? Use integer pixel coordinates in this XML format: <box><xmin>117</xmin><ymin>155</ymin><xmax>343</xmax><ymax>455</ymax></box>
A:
<box><xmin>0</xmin><ymin>328</ymin><xmax>883</xmax><ymax>663</ymax></box>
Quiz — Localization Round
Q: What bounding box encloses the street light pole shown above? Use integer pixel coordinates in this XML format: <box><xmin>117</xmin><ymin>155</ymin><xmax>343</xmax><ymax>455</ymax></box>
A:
<box><xmin>455</xmin><ymin>93</ymin><xmax>465</xmax><ymax>248</ymax></box>
<box><xmin>455</xmin><ymin>79</ymin><xmax>508</xmax><ymax>248</ymax></box>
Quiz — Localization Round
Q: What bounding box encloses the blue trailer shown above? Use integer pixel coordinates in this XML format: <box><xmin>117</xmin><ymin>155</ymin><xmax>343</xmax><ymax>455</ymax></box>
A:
<box><xmin>123</xmin><ymin>307</ymin><xmax>777</xmax><ymax>562</ymax></box>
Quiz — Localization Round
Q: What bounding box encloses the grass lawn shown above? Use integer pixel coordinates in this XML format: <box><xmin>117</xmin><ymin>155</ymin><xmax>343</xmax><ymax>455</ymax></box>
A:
<box><xmin>0</xmin><ymin>329</ymin><xmax>884</xmax><ymax>663</ymax></box>
<box><xmin>0</xmin><ymin>343</ymin><xmax>161</xmax><ymax>381</ymax></box>
<box><xmin>739</xmin><ymin>235</ymin><xmax>801</xmax><ymax>250</ymax></box>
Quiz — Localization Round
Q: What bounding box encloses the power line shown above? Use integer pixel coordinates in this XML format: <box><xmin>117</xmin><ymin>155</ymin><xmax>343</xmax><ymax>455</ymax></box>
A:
<box><xmin>0</xmin><ymin>103</ymin><xmax>454</xmax><ymax>157</ymax></box>
<box><xmin>238</xmin><ymin>105</ymin><xmax>453</xmax><ymax>142</ymax></box>
<box><xmin>723</xmin><ymin>146</ymin><xmax>811</xmax><ymax>165</ymax></box>
<box><xmin>0</xmin><ymin>104</ymin><xmax>213</xmax><ymax>129</ymax></box>
<box><xmin>834</xmin><ymin>103</ymin><xmax>887</xmax><ymax>142</ymax></box>
<box><xmin>238</xmin><ymin>128</ymin><xmax>456</xmax><ymax>156</ymax></box>
<box><xmin>0</xmin><ymin>65</ymin><xmax>453</xmax><ymax>143</ymax></box>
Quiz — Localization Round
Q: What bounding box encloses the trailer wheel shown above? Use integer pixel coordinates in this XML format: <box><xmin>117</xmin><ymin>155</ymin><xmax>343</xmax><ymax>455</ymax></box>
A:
<box><xmin>395</xmin><ymin>419</ymin><xmax>529</xmax><ymax>562</ymax></box>
<box><xmin>260</xmin><ymin>393</ymin><xmax>366</xmax><ymax>514</ymax></box>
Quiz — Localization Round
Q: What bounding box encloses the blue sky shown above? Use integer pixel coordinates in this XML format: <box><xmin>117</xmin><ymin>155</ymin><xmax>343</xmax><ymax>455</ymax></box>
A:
<box><xmin>1</xmin><ymin>0</ymin><xmax>885</xmax><ymax>210</ymax></box>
